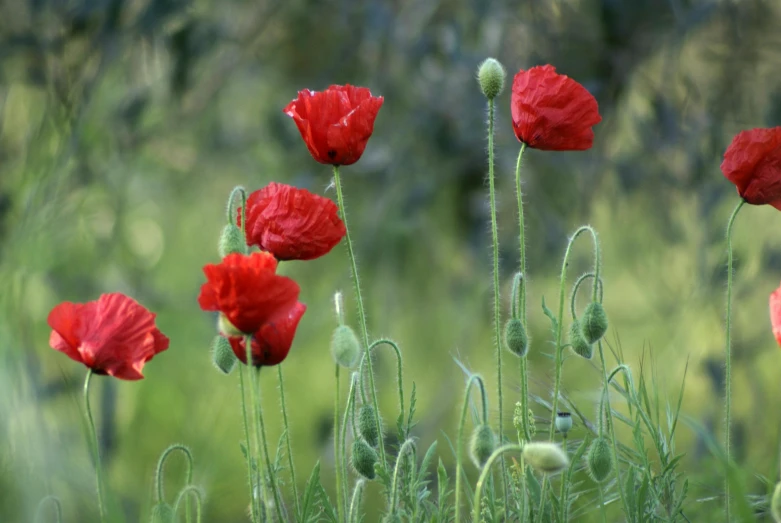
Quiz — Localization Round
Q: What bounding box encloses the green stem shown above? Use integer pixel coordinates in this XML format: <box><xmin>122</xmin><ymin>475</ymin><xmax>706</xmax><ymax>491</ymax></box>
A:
<box><xmin>389</xmin><ymin>439</ymin><xmax>417</xmax><ymax>514</ymax></box>
<box><xmin>348</xmin><ymin>480</ymin><xmax>366</xmax><ymax>523</ymax></box>
<box><xmin>83</xmin><ymin>370</ymin><xmax>107</xmax><ymax>523</ymax></box>
<box><xmin>239</xmin><ymin>364</ymin><xmax>259</xmax><ymax>522</ymax></box>
<box><xmin>598</xmin><ymin>483</ymin><xmax>608</xmax><ymax>523</ymax></box>
<box><xmin>340</xmin><ymin>372</ymin><xmax>359</xmax><ymax>516</ymax></box>
<box><xmin>724</xmin><ymin>198</ymin><xmax>745</xmax><ymax>521</ymax></box>
<box><xmin>471</xmin><ymin>445</ymin><xmax>524</xmax><ymax>523</ymax></box>
<box><xmin>570</xmin><ymin>272</ymin><xmax>604</xmax><ymax>319</ymax></box>
<box><xmin>33</xmin><ymin>496</ymin><xmax>62</xmax><ymax>523</ymax></box>
<box><xmin>559</xmin><ymin>433</ymin><xmax>568</xmax><ymax>521</ymax></box>
<box><xmin>173</xmin><ymin>486</ymin><xmax>203</xmax><ymax>523</ymax></box>
<box><xmin>455</xmin><ymin>374</ymin><xmax>489</xmax><ymax>522</ymax></box>
<box><xmin>334</xmin><ymin>364</ymin><xmax>344</xmax><ymax>523</ymax></box>
<box><xmin>513</xmin><ymin>145</ymin><xmax>531</xmax><ymax>448</ymax></box>
<box><xmin>332</xmin><ymin>165</ymin><xmax>386</xmax><ymax>467</ymax></box>
<box><xmin>227</xmin><ymin>186</ymin><xmax>247</xmax><ymax>226</ymax></box>
<box><xmin>154</xmin><ymin>444</ymin><xmax>194</xmax><ymax>522</ymax></box>
<box><xmin>277</xmin><ymin>365</ymin><xmax>301</xmax><ymax>520</ymax></box>
<box><xmin>358</xmin><ymin>339</ymin><xmax>404</xmax><ymax>434</ymax></box>
<box><xmin>252</xmin><ymin>366</ymin><xmax>285</xmax><ymax>522</ymax></box>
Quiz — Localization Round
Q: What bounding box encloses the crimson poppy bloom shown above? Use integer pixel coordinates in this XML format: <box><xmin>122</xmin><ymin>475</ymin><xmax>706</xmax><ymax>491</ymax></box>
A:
<box><xmin>198</xmin><ymin>252</ymin><xmax>300</xmax><ymax>335</ymax></box>
<box><xmin>721</xmin><ymin>127</ymin><xmax>781</xmax><ymax>210</ymax></box>
<box><xmin>239</xmin><ymin>182</ymin><xmax>345</xmax><ymax>261</ymax></box>
<box><xmin>228</xmin><ymin>301</ymin><xmax>307</xmax><ymax>366</ymax></box>
<box><xmin>283</xmin><ymin>84</ymin><xmax>384</xmax><ymax>166</ymax></box>
<box><xmin>771</xmin><ymin>282</ymin><xmax>781</xmax><ymax>347</ymax></box>
<box><xmin>47</xmin><ymin>293</ymin><xmax>170</xmax><ymax>380</ymax></box>
<box><xmin>511</xmin><ymin>65</ymin><xmax>601</xmax><ymax>151</ymax></box>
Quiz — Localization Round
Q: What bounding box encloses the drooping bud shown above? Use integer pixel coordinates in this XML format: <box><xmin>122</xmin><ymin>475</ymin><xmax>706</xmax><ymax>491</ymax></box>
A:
<box><xmin>218</xmin><ymin>314</ymin><xmax>245</xmax><ymax>337</ymax></box>
<box><xmin>772</xmin><ymin>482</ymin><xmax>781</xmax><ymax>522</ymax></box>
<box><xmin>351</xmin><ymin>439</ymin><xmax>378</xmax><ymax>480</ymax></box>
<box><xmin>522</xmin><ymin>442</ymin><xmax>569</xmax><ymax>474</ymax></box>
<box><xmin>469</xmin><ymin>424</ymin><xmax>496</xmax><ymax>468</ymax></box>
<box><xmin>477</xmin><ymin>58</ymin><xmax>506</xmax><ymax>100</ymax></box>
<box><xmin>504</xmin><ymin>318</ymin><xmax>529</xmax><ymax>357</ymax></box>
<box><xmin>211</xmin><ymin>335</ymin><xmax>238</xmax><ymax>374</ymax></box>
<box><xmin>555</xmin><ymin>412</ymin><xmax>573</xmax><ymax>435</ymax></box>
<box><xmin>358</xmin><ymin>404</ymin><xmax>380</xmax><ymax>448</ymax></box>
<box><xmin>330</xmin><ymin>325</ymin><xmax>361</xmax><ymax>368</ymax></box>
<box><xmin>568</xmin><ymin>320</ymin><xmax>593</xmax><ymax>359</ymax></box>
<box><xmin>150</xmin><ymin>503</ymin><xmax>175</xmax><ymax>523</ymax></box>
<box><xmin>587</xmin><ymin>437</ymin><xmax>613</xmax><ymax>482</ymax></box>
<box><xmin>218</xmin><ymin>223</ymin><xmax>247</xmax><ymax>257</ymax></box>
<box><xmin>581</xmin><ymin>302</ymin><xmax>608</xmax><ymax>344</ymax></box>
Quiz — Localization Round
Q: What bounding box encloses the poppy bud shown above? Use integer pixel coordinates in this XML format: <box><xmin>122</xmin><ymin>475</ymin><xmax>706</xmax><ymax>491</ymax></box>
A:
<box><xmin>555</xmin><ymin>412</ymin><xmax>573</xmax><ymax>435</ymax></box>
<box><xmin>504</xmin><ymin>318</ymin><xmax>529</xmax><ymax>357</ymax></box>
<box><xmin>351</xmin><ymin>439</ymin><xmax>378</xmax><ymax>480</ymax></box>
<box><xmin>469</xmin><ymin>424</ymin><xmax>496</xmax><ymax>468</ymax></box>
<box><xmin>218</xmin><ymin>314</ymin><xmax>245</xmax><ymax>337</ymax></box>
<box><xmin>587</xmin><ymin>437</ymin><xmax>613</xmax><ymax>483</ymax></box>
<box><xmin>358</xmin><ymin>404</ymin><xmax>380</xmax><ymax>447</ymax></box>
<box><xmin>568</xmin><ymin>320</ymin><xmax>593</xmax><ymax>359</ymax></box>
<box><xmin>211</xmin><ymin>335</ymin><xmax>237</xmax><ymax>375</ymax></box>
<box><xmin>331</xmin><ymin>324</ymin><xmax>361</xmax><ymax>368</ymax></box>
<box><xmin>522</xmin><ymin>442</ymin><xmax>569</xmax><ymax>474</ymax></box>
<box><xmin>150</xmin><ymin>503</ymin><xmax>175</xmax><ymax>523</ymax></box>
<box><xmin>581</xmin><ymin>302</ymin><xmax>608</xmax><ymax>344</ymax></box>
<box><xmin>772</xmin><ymin>482</ymin><xmax>781</xmax><ymax>522</ymax></box>
<box><xmin>218</xmin><ymin>224</ymin><xmax>247</xmax><ymax>257</ymax></box>
<box><xmin>477</xmin><ymin>58</ymin><xmax>506</xmax><ymax>100</ymax></box>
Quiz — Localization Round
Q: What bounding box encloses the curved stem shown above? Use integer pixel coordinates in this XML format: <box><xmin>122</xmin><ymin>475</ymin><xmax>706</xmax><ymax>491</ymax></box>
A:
<box><xmin>173</xmin><ymin>486</ymin><xmax>203</xmax><ymax>523</ymax></box>
<box><xmin>277</xmin><ymin>365</ymin><xmax>300</xmax><ymax>520</ymax></box>
<box><xmin>471</xmin><ymin>445</ymin><xmax>524</xmax><ymax>523</ymax></box>
<box><xmin>514</xmin><ymin>145</ymin><xmax>531</xmax><ymax>452</ymax></box>
<box><xmin>570</xmin><ymin>272</ymin><xmax>604</xmax><ymax>319</ymax></box>
<box><xmin>358</xmin><ymin>338</ymin><xmax>404</xmax><ymax>433</ymax></box>
<box><xmin>455</xmin><ymin>374</ymin><xmax>489</xmax><ymax>522</ymax></box>
<box><xmin>724</xmin><ymin>198</ymin><xmax>745</xmax><ymax>521</ymax></box>
<box><xmin>348</xmin><ymin>480</ymin><xmax>366</xmax><ymax>523</ymax></box>
<box><xmin>607</xmin><ymin>364</ymin><xmax>633</xmax><ymax>388</ymax></box>
<box><xmin>33</xmin><ymin>496</ymin><xmax>62</xmax><ymax>523</ymax></box>
<box><xmin>252</xmin><ymin>366</ymin><xmax>285</xmax><ymax>522</ymax></box>
<box><xmin>334</xmin><ymin>364</ymin><xmax>344</xmax><ymax>523</ymax></box>
<box><xmin>597</xmin><ymin>341</ymin><xmax>629</xmax><ymax>515</ymax></box>
<box><xmin>389</xmin><ymin>439</ymin><xmax>417</xmax><ymax>513</ymax></box>
<box><xmin>154</xmin><ymin>444</ymin><xmax>194</xmax><ymax>522</ymax></box>
<box><xmin>83</xmin><ymin>370</ymin><xmax>107</xmax><ymax>523</ymax></box>
<box><xmin>239</xmin><ymin>364</ymin><xmax>259</xmax><ymax>522</ymax></box>
<box><xmin>332</xmin><ymin>165</ymin><xmax>386</xmax><ymax>467</ymax></box>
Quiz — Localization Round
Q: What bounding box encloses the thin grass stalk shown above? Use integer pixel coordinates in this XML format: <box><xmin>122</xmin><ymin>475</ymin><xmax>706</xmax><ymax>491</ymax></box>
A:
<box><xmin>454</xmin><ymin>374</ymin><xmax>489</xmax><ymax>522</ymax></box>
<box><xmin>276</xmin><ymin>365</ymin><xmax>300</xmax><ymax>520</ymax></box>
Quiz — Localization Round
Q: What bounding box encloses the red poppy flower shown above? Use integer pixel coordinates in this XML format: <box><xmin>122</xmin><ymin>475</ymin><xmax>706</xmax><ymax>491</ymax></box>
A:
<box><xmin>238</xmin><ymin>182</ymin><xmax>345</xmax><ymax>261</ymax></box>
<box><xmin>771</xmin><ymin>282</ymin><xmax>781</xmax><ymax>347</ymax></box>
<box><xmin>510</xmin><ymin>65</ymin><xmax>601</xmax><ymax>151</ymax></box>
<box><xmin>228</xmin><ymin>301</ymin><xmax>307</xmax><ymax>366</ymax></box>
<box><xmin>198</xmin><ymin>252</ymin><xmax>300</xmax><ymax>335</ymax></box>
<box><xmin>283</xmin><ymin>84</ymin><xmax>384</xmax><ymax>166</ymax></box>
<box><xmin>721</xmin><ymin>127</ymin><xmax>781</xmax><ymax>210</ymax></box>
<box><xmin>47</xmin><ymin>293</ymin><xmax>169</xmax><ymax>380</ymax></box>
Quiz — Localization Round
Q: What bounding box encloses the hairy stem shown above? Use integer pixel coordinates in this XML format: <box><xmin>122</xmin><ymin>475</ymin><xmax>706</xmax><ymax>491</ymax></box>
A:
<box><xmin>83</xmin><ymin>370</ymin><xmax>107</xmax><ymax>523</ymax></box>
<box><xmin>277</xmin><ymin>365</ymin><xmax>300</xmax><ymax>520</ymax></box>
<box><xmin>471</xmin><ymin>445</ymin><xmax>524</xmax><ymax>523</ymax></box>
<box><xmin>455</xmin><ymin>374</ymin><xmax>489</xmax><ymax>522</ymax></box>
<box><xmin>334</xmin><ymin>364</ymin><xmax>344</xmax><ymax>522</ymax></box>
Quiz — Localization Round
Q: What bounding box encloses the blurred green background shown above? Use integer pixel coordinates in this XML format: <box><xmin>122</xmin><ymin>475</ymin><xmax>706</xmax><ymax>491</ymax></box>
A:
<box><xmin>2</xmin><ymin>0</ymin><xmax>781</xmax><ymax>521</ymax></box>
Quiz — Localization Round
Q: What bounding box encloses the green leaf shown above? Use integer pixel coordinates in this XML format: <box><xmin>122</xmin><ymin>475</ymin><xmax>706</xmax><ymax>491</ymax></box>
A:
<box><xmin>300</xmin><ymin>461</ymin><xmax>322</xmax><ymax>522</ymax></box>
<box><xmin>541</xmin><ymin>296</ymin><xmax>558</xmax><ymax>333</ymax></box>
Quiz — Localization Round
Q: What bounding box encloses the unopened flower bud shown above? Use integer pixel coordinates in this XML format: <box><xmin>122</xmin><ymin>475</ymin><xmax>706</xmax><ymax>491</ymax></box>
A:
<box><xmin>522</xmin><ymin>442</ymin><xmax>569</xmax><ymax>474</ymax></box>
<box><xmin>581</xmin><ymin>302</ymin><xmax>608</xmax><ymax>344</ymax></box>
<box><xmin>211</xmin><ymin>335</ymin><xmax>238</xmax><ymax>374</ymax></box>
<box><xmin>218</xmin><ymin>224</ymin><xmax>247</xmax><ymax>257</ymax></box>
<box><xmin>331</xmin><ymin>325</ymin><xmax>361</xmax><ymax>368</ymax></box>
<box><xmin>568</xmin><ymin>320</ymin><xmax>593</xmax><ymax>359</ymax></box>
<box><xmin>351</xmin><ymin>439</ymin><xmax>378</xmax><ymax>480</ymax></box>
<box><xmin>477</xmin><ymin>58</ymin><xmax>506</xmax><ymax>100</ymax></box>
<box><xmin>469</xmin><ymin>424</ymin><xmax>496</xmax><ymax>468</ymax></box>
<box><xmin>218</xmin><ymin>314</ymin><xmax>245</xmax><ymax>337</ymax></box>
<box><xmin>555</xmin><ymin>412</ymin><xmax>573</xmax><ymax>435</ymax></box>
<box><xmin>587</xmin><ymin>437</ymin><xmax>613</xmax><ymax>483</ymax></box>
<box><xmin>150</xmin><ymin>502</ymin><xmax>175</xmax><ymax>523</ymax></box>
<box><xmin>772</xmin><ymin>482</ymin><xmax>781</xmax><ymax>522</ymax></box>
<box><xmin>504</xmin><ymin>318</ymin><xmax>529</xmax><ymax>357</ymax></box>
<box><xmin>358</xmin><ymin>404</ymin><xmax>380</xmax><ymax>447</ymax></box>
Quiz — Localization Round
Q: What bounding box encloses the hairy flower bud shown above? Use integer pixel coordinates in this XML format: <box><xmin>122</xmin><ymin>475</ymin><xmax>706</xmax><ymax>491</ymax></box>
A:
<box><xmin>568</xmin><ymin>320</ymin><xmax>593</xmax><ymax>359</ymax></box>
<box><xmin>358</xmin><ymin>404</ymin><xmax>380</xmax><ymax>448</ymax></box>
<box><xmin>504</xmin><ymin>318</ymin><xmax>529</xmax><ymax>357</ymax></box>
<box><xmin>477</xmin><ymin>58</ymin><xmax>506</xmax><ymax>100</ymax></box>
<box><xmin>587</xmin><ymin>437</ymin><xmax>613</xmax><ymax>483</ymax></box>
<box><xmin>469</xmin><ymin>424</ymin><xmax>496</xmax><ymax>468</ymax></box>
<box><xmin>522</xmin><ymin>442</ymin><xmax>569</xmax><ymax>474</ymax></box>
<box><xmin>331</xmin><ymin>325</ymin><xmax>361</xmax><ymax>368</ymax></box>
<box><xmin>211</xmin><ymin>335</ymin><xmax>237</xmax><ymax>375</ymax></box>
<box><xmin>555</xmin><ymin>412</ymin><xmax>573</xmax><ymax>435</ymax></box>
<box><xmin>150</xmin><ymin>503</ymin><xmax>175</xmax><ymax>523</ymax></box>
<box><xmin>351</xmin><ymin>439</ymin><xmax>378</xmax><ymax>480</ymax></box>
<box><xmin>218</xmin><ymin>224</ymin><xmax>247</xmax><ymax>257</ymax></box>
<box><xmin>581</xmin><ymin>302</ymin><xmax>608</xmax><ymax>344</ymax></box>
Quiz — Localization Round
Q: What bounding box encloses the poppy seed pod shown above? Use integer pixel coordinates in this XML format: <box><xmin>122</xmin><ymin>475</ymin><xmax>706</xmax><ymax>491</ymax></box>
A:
<box><xmin>331</xmin><ymin>324</ymin><xmax>361</xmax><ymax>368</ymax></box>
<box><xmin>211</xmin><ymin>335</ymin><xmax>237</xmax><ymax>375</ymax></box>
<box><xmin>568</xmin><ymin>320</ymin><xmax>593</xmax><ymax>359</ymax></box>
<box><xmin>358</xmin><ymin>404</ymin><xmax>380</xmax><ymax>447</ymax></box>
<box><xmin>469</xmin><ymin>424</ymin><xmax>496</xmax><ymax>468</ymax></box>
<box><xmin>150</xmin><ymin>502</ymin><xmax>175</xmax><ymax>523</ymax></box>
<box><xmin>587</xmin><ymin>437</ymin><xmax>613</xmax><ymax>483</ymax></box>
<box><xmin>477</xmin><ymin>58</ymin><xmax>506</xmax><ymax>100</ymax></box>
<box><xmin>581</xmin><ymin>302</ymin><xmax>608</xmax><ymax>344</ymax></box>
<box><xmin>504</xmin><ymin>318</ymin><xmax>529</xmax><ymax>357</ymax></box>
<box><xmin>351</xmin><ymin>439</ymin><xmax>378</xmax><ymax>480</ymax></box>
<box><xmin>772</xmin><ymin>482</ymin><xmax>781</xmax><ymax>522</ymax></box>
<box><xmin>555</xmin><ymin>412</ymin><xmax>573</xmax><ymax>435</ymax></box>
<box><xmin>218</xmin><ymin>223</ymin><xmax>247</xmax><ymax>257</ymax></box>
<box><xmin>521</xmin><ymin>442</ymin><xmax>569</xmax><ymax>474</ymax></box>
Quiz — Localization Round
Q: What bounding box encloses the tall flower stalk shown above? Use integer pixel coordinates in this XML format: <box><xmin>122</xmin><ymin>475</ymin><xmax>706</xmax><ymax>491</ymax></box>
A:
<box><xmin>514</xmin><ymin>143</ymin><xmax>530</xmax><ymax>443</ymax></box>
<box><xmin>83</xmin><ymin>370</ymin><xmax>107</xmax><ymax>523</ymax></box>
